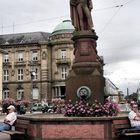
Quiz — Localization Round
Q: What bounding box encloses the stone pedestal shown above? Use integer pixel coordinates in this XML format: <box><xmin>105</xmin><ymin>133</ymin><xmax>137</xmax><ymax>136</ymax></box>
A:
<box><xmin>73</xmin><ymin>30</ymin><xmax>98</xmax><ymax>62</ymax></box>
<box><xmin>66</xmin><ymin>30</ymin><xmax>105</xmax><ymax>103</ymax></box>
<box><xmin>17</xmin><ymin>114</ymin><xmax>127</xmax><ymax>140</ymax></box>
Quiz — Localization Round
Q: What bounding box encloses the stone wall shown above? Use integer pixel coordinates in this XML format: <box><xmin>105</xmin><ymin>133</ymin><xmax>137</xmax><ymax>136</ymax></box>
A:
<box><xmin>17</xmin><ymin>114</ymin><xmax>128</xmax><ymax>140</ymax></box>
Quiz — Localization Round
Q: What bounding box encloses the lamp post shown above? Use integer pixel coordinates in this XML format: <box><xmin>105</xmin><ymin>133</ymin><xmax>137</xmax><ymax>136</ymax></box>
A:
<box><xmin>137</xmin><ymin>84</ymin><xmax>140</xmax><ymax>107</ymax></box>
<box><xmin>30</xmin><ymin>61</ymin><xmax>36</xmax><ymax>113</ymax></box>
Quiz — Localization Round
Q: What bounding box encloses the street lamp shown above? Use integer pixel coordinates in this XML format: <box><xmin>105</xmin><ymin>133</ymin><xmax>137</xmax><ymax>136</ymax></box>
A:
<box><xmin>30</xmin><ymin>61</ymin><xmax>36</xmax><ymax>113</ymax></box>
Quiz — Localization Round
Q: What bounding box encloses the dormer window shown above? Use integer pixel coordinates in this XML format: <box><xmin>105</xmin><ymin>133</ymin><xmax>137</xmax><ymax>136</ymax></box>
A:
<box><xmin>17</xmin><ymin>89</ymin><xmax>24</xmax><ymax>100</ymax></box>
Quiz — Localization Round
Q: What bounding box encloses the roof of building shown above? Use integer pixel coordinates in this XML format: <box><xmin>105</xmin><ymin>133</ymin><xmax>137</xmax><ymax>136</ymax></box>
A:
<box><xmin>52</xmin><ymin>20</ymin><xmax>74</xmax><ymax>35</ymax></box>
<box><xmin>0</xmin><ymin>32</ymin><xmax>51</xmax><ymax>45</ymax></box>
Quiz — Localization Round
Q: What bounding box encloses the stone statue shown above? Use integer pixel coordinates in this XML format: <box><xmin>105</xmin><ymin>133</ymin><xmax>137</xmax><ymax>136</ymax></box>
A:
<box><xmin>70</xmin><ymin>0</ymin><xmax>93</xmax><ymax>31</ymax></box>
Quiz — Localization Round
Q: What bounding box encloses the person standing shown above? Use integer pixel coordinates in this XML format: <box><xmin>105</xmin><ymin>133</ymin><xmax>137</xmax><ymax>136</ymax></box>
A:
<box><xmin>0</xmin><ymin>105</ymin><xmax>17</xmax><ymax>131</ymax></box>
<box><xmin>16</xmin><ymin>103</ymin><xmax>21</xmax><ymax>114</ymax></box>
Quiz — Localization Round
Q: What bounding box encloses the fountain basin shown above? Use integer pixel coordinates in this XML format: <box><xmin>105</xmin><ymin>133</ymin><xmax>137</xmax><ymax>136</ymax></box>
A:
<box><xmin>17</xmin><ymin>113</ymin><xmax>127</xmax><ymax>140</ymax></box>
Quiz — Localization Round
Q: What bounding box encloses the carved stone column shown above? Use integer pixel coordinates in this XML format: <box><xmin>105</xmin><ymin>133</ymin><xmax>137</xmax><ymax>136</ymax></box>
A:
<box><xmin>66</xmin><ymin>30</ymin><xmax>105</xmax><ymax>103</ymax></box>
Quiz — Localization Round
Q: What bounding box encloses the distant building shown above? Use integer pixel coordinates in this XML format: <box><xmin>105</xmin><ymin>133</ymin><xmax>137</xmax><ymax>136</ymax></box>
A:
<box><xmin>137</xmin><ymin>84</ymin><xmax>140</xmax><ymax>101</ymax></box>
<box><xmin>0</xmin><ymin>20</ymin><xmax>120</xmax><ymax>103</ymax></box>
<box><xmin>49</xmin><ymin>20</ymin><xmax>74</xmax><ymax>99</ymax></box>
<box><xmin>0</xmin><ymin>20</ymin><xmax>74</xmax><ymax>102</ymax></box>
<box><xmin>104</xmin><ymin>78</ymin><xmax>119</xmax><ymax>103</ymax></box>
<box><xmin>0</xmin><ymin>49</ymin><xmax>7</xmax><ymax>100</ymax></box>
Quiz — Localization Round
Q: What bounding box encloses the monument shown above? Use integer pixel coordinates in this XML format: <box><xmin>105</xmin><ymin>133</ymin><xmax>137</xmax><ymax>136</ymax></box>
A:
<box><xmin>66</xmin><ymin>0</ymin><xmax>105</xmax><ymax>103</ymax></box>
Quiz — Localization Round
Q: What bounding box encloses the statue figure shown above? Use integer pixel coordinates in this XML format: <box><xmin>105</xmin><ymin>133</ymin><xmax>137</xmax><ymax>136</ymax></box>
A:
<box><xmin>70</xmin><ymin>0</ymin><xmax>93</xmax><ymax>31</ymax></box>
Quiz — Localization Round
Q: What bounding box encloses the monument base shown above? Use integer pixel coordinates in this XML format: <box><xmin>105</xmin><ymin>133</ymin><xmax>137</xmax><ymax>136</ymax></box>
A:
<box><xmin>16</xmin><ymin>113</ymin><xmax>127</xmax><ymax>140</ymax></box>
<box><xmin>66</xmin><ymin>62</ymin><xmax>105</xmax><ymax>103</ymax></box>
<box><xmin>66</xmin><ymin>29</ymin><xmax>105</xmax><ymax>103</ymax></box>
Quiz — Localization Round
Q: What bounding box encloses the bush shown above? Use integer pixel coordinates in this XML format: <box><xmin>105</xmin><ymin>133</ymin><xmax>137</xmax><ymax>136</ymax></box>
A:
<box><xmin>103</xmin><ymin>99</ymin><xmax>119</xmax><ymax>116</ymax></box>
<box><xmin>64</xmin><ymin>99</ymin><xmax>119</xmax><ymax>117</ymax></box>
<box><xmin>1</xmin><ymin>98</ymin><xmax>16</xmax><ymax>114</ymax></box>
<box><xmin>51</xmin><ymin>98</ymin><xmax>65</xmax><ymax>113</ymax></box>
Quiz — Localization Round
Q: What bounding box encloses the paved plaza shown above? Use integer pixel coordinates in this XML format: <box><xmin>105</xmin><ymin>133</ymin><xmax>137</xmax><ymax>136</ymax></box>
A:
<box><xmin>0</xmin><ymin>132</ymin><xmax>10</xmax><ymax>140</ymax></box>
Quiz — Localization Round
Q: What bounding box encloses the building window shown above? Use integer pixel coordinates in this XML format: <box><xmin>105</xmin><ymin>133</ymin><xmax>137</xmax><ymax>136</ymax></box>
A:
<box><xmin>52</xmin><ymin>87</ymin><xmax>65</xmax><ymax>98</ymax></box>
<box><xmin>32</xmin><ymin>88</ymin><xmax>39</xmax><ymax>100</ymax></box>
<box><xmin>32</xmin><ymin>52</ymin><xmax>38</xmax><ymax>61</ymax></box>
<box><xmin>3</xmin><ymin>70</ymin><xmax>9</xmax><ymax>82</ymax></box>
<box><xmin>3</xmin><ymin>90</ymin><xmax>9</xmax><ymax>99</ymax></box>
<box><xmin>61</xmin><ymin>49</ymin><xmax>66</xmax><ymax>59</ymax></box>
<box><xmin>61</xmin><ymin>66</ymin><xmax>68</xmax><ymax>79</ymax></box>
<box><xmin>17</xmin><ymin>89</ymin><xmax>24</xmax><ymax>100</ymax></box>
<box><xmin>18</xmin><ymin>52</ymin><xmax>23</xmax><ymax>62</ymax></box>
<box><xmin>3</xmin><ymin>54</ymin><xmax>9</xmax><ymax>63</ymax></box>
<box><xmin>17</xmin><ymin>69</ymin><xmax>24</xmax><ymax>81</ymax></box>
<box><xmin>34</xmin><ymin>68</ymin><xmax>38</xmax><ymax>80</ymax></box>
<box><xmin>31</xmin><ymin>68</ymin><xmax>38</xmax><ymax>80</ymax></box>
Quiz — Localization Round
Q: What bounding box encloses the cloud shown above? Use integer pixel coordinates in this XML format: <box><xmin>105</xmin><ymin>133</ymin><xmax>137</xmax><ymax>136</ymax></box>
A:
<box><xmin>93</xmin><ymin>0</ymin><xmax>140</xmax><ymax>94</ymax></box>
<box><xmin>104</xmin><ymin>60</ymin><xmax>140</xmax><ymax>93</ymax></box>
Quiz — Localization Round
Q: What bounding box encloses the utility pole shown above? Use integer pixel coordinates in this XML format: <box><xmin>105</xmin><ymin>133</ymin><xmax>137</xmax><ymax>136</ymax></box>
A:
<box><xmin>30</xmin><ymin>61</ymin><xmax>36</xmax><ymax>113</ymax></box>
<box><xmin>127</xmin><ymin>87</ymin><xmax>129</xmax><ymax>102</ymax></box>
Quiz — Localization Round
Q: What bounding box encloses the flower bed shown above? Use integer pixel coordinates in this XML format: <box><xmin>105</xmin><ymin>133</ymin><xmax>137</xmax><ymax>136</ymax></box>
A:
<box><xmin>64</xmin><ymin>99</ymin><xmax>119</xmax><ymax>117</ymax></box>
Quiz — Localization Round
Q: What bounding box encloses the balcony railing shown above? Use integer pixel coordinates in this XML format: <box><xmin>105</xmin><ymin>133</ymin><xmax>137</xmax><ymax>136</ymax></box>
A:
<box><xmin>56</xmin><ymin>58</ymin><xmax>71</xmax><ymax>65</ymax></box>
<box><xmin>14</xmin><ymin>60</ymin><xmax>26</xmax><ymax>66</ymax></box>
<box><xmin>3</xmin><ymin>61</ymin><xmax>11</xmax><ymax>66</ymax></box>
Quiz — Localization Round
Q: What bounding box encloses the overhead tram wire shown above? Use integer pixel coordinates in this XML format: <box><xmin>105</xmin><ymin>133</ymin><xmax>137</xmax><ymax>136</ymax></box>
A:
<box><xmin>99</xmin><ymin>0</ymin><xmax>134</xmax><ymax>34</ymax></box>
<box><xmin>93</xmin><ymin>0</ymin><xmax>134</xmax><ymax>12</ymax></box>
<box><xmin>96</xmin><ymin>0</ymin><xmax>136</xmax><ymax>35</ymax></box>
<box><xmin>94</xmin><ymin>5</ymin><xmax>122</xmax><ymax>11</ymax></box>
<box><xmin>123</xmin><ymin>0</ymin><xmax>136</xmax><ymax>5</ymax></box>
<box><xmin>0</xmin><ymin>4</ymin><xmax>125</xmax><ymax>32</ymax></box>
<box><xmin>0</xmin><ymin>4</ymin><xmax>127</xmax><ymax>32</ymax></box>
<box><xmin>0</xmin><ymin>0</ymin><xmax>136</xmax><ymax>33</ymax></box>
<box><xmin>0</xmin><ymin>14</ymin><xmax>68</xmax><ymax>30</ymax></box>
<box><xmin>98</xmin><ymin>5</ymin><xmax>123</xmax><ymax>35</ymax></box>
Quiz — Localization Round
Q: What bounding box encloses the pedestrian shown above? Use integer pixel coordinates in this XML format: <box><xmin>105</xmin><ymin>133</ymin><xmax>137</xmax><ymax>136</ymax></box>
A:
<box><xmin>16</xmin><ymin>103</ymin><xmax>21</xmax><ymax>114</ymax></box>
<box><xmin>0</xmin><ymin>105</ymin><xmax>17</xmax><ymax>131</ymax></box>
<box><xmin>128</xmin><ymin>103</ymin><xmax>140</xmax><ymax>129</ymax></box>
<box><xmin>20</xmin><ymin>104</ymin><xmax>26</xmax><ymax>115</ymax></box>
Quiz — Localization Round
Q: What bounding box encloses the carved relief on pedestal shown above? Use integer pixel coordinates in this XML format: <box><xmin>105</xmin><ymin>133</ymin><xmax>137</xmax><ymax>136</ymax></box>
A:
<box><xmin>79</xmin><ymin>42</ymin><xmax>90</xmax><ymax>56</ymax></box>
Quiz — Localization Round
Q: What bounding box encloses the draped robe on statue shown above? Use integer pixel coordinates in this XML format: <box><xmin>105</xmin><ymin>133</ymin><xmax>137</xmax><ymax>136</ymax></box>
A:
<box><xmin>70</xmin><ymin>0</ymin><xmax>93</xmax><ymax>31</ymax></box>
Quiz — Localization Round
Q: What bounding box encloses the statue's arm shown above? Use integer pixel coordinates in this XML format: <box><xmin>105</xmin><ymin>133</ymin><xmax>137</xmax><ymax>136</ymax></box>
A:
<box><xmin>70</xmin><ymin>0</ymin><xmax>78</xmax><ymax>6</ymax></box>
<box><xmin>88</xmin><ymin>0</ymin><xmax>93</xmax><ymax>10</ymax></box>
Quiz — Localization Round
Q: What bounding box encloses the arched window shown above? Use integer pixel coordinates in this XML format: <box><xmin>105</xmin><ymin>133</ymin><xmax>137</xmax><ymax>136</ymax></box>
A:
<box><xmin>3</xmin><ymin>89</ymin><xmax>9</xmax><ymax>99</ymax></box>
<box><xmin>17</xmin><ymin>86</ymin><xmax>24</xmax><ymax>100</ymax></box>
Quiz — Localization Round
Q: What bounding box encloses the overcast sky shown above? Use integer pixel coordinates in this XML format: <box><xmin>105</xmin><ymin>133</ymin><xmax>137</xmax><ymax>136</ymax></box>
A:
<box><xmin>0</xmin><ymin>0</ymin><xmax>140</xmax><ymax>95</ymax></box>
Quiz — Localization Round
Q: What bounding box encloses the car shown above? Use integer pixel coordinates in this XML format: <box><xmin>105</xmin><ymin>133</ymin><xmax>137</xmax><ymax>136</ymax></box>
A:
<box><xmin>19</xmin><ymin>105</ymin><xmax>26</xmax><ymax>114</ymax></box>
<box><xmin>118</xmin><ymin>103</ymin><xmax>131</xmax><ymax>113</ymax></box>
<box><xmin>31</xmin><ymin>103</ymin><xmax>43</xmax><ymax>112</ymax></box>
<box><xmin>41</xmin><ymin>104</ymin><xmax>56</xmax><ymax>113</ymax></box>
